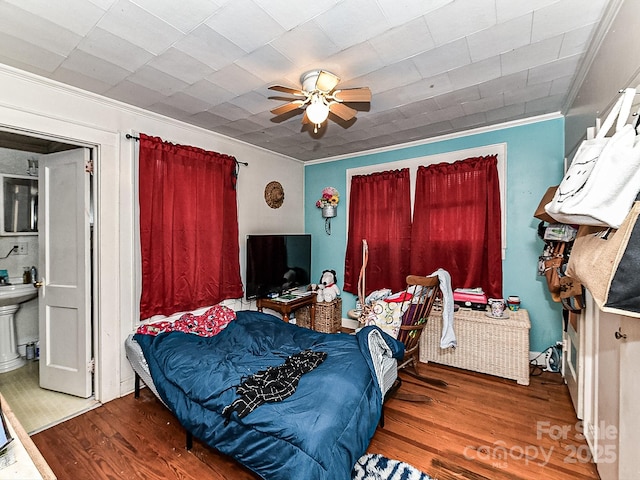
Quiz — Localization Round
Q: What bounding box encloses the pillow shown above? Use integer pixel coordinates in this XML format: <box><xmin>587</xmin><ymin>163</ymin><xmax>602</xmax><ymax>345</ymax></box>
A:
<box><xmin>362</xmin><ymin>300</ymin><xmax>408</xmax><ymax>338</ymax></box>
<box><xmin>384</xmin><ymin>291</ymin><xmax>413</xmax><ymax>303</ymax></box>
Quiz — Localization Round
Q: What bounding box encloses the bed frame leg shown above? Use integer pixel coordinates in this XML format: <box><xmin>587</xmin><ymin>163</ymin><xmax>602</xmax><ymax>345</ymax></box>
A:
<box><xmin>379</xmin><ymin>377</ymin><xmax>403</xmax><ymax>429</ymax></box>
<box><xmin>134</xmin><ymin>372</ymin><xmax>141</xmax><ymax>398</ymax></box>
<box><xmin>131</xmin><ymin>368</ymin><xmax>193</xmax><ymax>451</ymax></box>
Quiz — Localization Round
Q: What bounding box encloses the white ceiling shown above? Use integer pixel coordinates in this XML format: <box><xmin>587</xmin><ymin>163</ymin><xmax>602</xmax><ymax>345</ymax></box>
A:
<box><xmin>0</xmin><ymin>0</ymin><xmax>614</xmax><ymax>161</ymax></box>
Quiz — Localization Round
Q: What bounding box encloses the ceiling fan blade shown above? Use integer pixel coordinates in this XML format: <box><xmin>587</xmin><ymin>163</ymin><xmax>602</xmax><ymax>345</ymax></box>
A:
<box><xmin>329</xmin><ymin>102</ymin><xmax>357</xmax><ymax>121</ymax></box>
<box><xmin>301</xmin><ymin>110</ymin><xmax>310</xmax><ymax>124</ymax></box>
<box><xmin>268</xmin><ymin>85</ymin><xmax>306</xmax><ymax>96</ymax></box>
<box><xmin>271</xmin><ymin>100</ymin><xmax>304</xmax><ymax>116</ymax></box>
<box><xmin>315</xmin><ymin>70</ymin><xmax>340</xmax><ymax>92</ymax></box>
<box><xmin>333</xmin><ymin>87</ymin><xmax>371</xmax><ymax>103</ymax></box>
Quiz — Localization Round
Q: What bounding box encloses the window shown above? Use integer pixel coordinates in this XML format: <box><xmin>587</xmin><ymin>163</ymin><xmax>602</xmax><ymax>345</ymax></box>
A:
<box><xmin>138</xmin><ymin>133</ymin><xmax>243</xmax><ymax>319</ymax></box>
<box><xmin>410</xmin><ymin>155</ymin><xmax>502</xmax><ymax>298</ymax></box>
<box><xmin>344</xmin><ymin>144</ymin><xmax>506</xmax><ymax>297</ymax></box>
<box><xmin>343</xmin><ymin>169</ymin><xmax>411</xmax><ymax>294</ymax></box>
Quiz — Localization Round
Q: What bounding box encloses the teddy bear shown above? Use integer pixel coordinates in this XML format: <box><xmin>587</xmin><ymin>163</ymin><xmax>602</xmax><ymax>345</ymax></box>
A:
<box><xmin>315</xmin><ymin>269</ymin><xmax>340</xmax><ymax>303</ymax></box>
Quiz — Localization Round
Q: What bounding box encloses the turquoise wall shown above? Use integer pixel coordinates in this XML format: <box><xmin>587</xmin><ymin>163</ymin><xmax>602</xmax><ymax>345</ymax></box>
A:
<box><xmin>305</xmin><ymin>118</ymin><xmax>565</xmax><ymax>353</ymax></box>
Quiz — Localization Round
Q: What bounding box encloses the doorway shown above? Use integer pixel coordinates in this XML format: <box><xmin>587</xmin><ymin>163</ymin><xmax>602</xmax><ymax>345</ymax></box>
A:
<box><xmin>0</xmin><ymin>131</ymin><xmax>98</xmax><ymax>433</ymax></box>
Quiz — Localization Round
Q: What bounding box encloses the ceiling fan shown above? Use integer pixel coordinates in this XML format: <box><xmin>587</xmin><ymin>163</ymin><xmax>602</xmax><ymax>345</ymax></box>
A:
<box><xmin>269</xmin><ymin>70</ymin><xmax>371</xmax><ymax>133</ymax></box>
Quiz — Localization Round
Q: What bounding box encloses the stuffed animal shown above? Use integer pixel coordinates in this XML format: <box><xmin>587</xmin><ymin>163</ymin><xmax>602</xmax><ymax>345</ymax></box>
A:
<box><xmin>316</xmin><ymin>269</ymin><xmax>341</xmax><ymax>303</ymax></box>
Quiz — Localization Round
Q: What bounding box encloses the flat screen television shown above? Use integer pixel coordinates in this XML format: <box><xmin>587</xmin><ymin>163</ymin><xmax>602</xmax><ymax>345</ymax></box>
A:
<box><xmin>245</xmin><ymin>234</ymin><xmax>312</xmax><ymax>299</ymax></box>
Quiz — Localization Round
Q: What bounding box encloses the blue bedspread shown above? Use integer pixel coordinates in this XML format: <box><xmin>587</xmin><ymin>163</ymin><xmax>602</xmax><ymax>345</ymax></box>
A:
<box><xmin>134</xmin><ymin>310</ymin><xmax>403</xmax><ymax>480</ymax></box>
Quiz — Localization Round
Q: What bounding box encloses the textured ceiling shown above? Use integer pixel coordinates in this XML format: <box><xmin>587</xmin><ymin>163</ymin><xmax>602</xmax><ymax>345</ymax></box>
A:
<box><xmin>0</xmin><ymin>0</ymin><xmax>614</xmax><ymax>161</ymax></box>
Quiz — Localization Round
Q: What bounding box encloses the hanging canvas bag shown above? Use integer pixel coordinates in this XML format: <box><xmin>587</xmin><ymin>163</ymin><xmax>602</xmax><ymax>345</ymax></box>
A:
<box><xmin>566</xmin><ymin>201</ymin><xmax>640</xmax><ymax>317</ymax></box>
<box><xmin>545</xmin><ymin>87</ymin><xmax>640</xmax><ymax>229</ymax></box>
<box><xmin>542</xmin><ymin>242</ymin><xmax>565</xmax><ymax>302</ymax></box>
<box><xmin>557</xmin><ymin>264</ymin><xmax>584</xmax><ymax>313</ymax></box>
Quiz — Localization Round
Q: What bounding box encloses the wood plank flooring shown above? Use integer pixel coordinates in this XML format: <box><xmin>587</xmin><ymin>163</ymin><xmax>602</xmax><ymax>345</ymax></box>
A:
<box><xmin>32</xmin><ymin>363</ymin><xmax>599</xmax><ymax>480</ymax></box>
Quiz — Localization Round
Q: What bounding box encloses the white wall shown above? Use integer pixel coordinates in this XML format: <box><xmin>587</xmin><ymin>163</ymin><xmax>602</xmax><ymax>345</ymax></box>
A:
<box><xmin>562</xmin><ymin>2</ymin><xmax>640</xmax><ymax>474</ymax></box>
<box><xmin>564</xmin><ymin>0</ymin><xmax>640</xmax><ymax>158</ymax></box>
<box><xmin>0</xmin><ymin>64</ymin><xmax>305</xmax><ymax>402</ymax></box>
<box><xmin>0</xmin><ymin>151</ymin><xmax>40</xmax><ymax>352</ymax></box>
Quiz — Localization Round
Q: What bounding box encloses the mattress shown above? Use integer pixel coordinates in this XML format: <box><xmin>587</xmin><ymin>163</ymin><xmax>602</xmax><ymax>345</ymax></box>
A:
<box><xmin>125</xmin><ymin>310</ymin><xmax>404</xmax><ymax>480</ymax></box>
<box><xmin>366</xmin><ymin>327</ymin><xmax>398</xmax><ymax>396</ymax></box>
<box><xmin>127</xmin><ymin>322</ymin><xmax>398</xmax><ymax>404</ymax></box>
<box><xmin>124</xmin><ymin>334</ymin><xmax>166</xmax><ymax>407</ymax></box>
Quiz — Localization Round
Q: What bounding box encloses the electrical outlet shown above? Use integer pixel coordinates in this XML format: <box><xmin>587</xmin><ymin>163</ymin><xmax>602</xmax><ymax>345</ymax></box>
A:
<box><xmin>15</xmin><ymin>243</ymin><xmax>27</xmax><ymax>255</ymax></box>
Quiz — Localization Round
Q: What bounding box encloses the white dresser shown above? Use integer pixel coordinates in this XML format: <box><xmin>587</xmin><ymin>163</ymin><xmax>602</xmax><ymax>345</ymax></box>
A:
<box><xmin>573</xmin><ymin>291</ymin><xmax>640</xmax><ymax>480</ymax></box>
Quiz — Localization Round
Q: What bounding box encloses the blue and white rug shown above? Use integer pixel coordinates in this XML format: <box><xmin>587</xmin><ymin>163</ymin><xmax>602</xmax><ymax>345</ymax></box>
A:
<box><xmin>352</xmin><ymin>453</ymin><xmax>433</xmax><ymax>480</ymax></box>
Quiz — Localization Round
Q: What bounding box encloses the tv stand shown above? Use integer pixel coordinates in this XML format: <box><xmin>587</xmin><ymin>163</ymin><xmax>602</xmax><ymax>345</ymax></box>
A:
<box><xmin>257</xmin><ymin>293</ymin><xmax>316</xmax><ymax>328</ymax></box>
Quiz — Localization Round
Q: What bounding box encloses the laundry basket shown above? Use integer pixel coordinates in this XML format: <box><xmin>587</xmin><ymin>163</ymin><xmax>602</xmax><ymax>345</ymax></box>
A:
<box><xmin>296</xmin><ymin>298</ymin><xmax>342</xmax><ymax>333</ymax></box>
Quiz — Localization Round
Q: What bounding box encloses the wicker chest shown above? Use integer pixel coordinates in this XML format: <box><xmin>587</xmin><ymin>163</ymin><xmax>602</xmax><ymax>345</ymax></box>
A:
<box><xmin>420</xmin><ymin>308</ymin><xmax>531</xmax><ymax>385</ymax></box>
<box><xmin>296</xmin><ymin>298</ymin><xmax>342</xmax><ymax>333</ymax></box>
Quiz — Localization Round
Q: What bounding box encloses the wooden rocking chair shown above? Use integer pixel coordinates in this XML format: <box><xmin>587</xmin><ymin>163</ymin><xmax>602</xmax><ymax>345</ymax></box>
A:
<box><xmin>356</xmin><ymin>241</ymin><xmax>446</xmax><ymax>404</ymax></box>
<box><xmin>391</xmin><ymin>274</ymin><xmax>448</xmax><ymax>402</ymax></box>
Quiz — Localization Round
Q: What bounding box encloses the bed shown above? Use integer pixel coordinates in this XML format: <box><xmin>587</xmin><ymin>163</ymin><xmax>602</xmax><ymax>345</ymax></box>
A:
<box><xmin>125</xmin><ymin>309</ymin><xmax>403</xmax><ymax>480</ymax></box>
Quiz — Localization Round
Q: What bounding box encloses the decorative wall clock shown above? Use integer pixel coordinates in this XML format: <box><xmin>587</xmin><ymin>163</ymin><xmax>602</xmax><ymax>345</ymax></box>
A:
<box><xmin>264</xmin><ymin>181</ymin><xmax>285</xmax><ymax>209</ymax></box>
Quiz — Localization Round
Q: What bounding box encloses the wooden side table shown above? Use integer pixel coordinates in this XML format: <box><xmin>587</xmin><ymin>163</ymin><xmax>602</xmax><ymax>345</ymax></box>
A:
<box><xmin>257</xmin><ymin>294</ymin><xmax>316</xmax><ymax>329</ymax></box>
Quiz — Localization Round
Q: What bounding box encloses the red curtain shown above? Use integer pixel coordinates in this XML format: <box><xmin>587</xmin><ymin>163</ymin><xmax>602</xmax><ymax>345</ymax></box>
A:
<box><xmin>410</xmin><ymin>155</ymin><xmax>502</xmax><ymax>298</ymax></box>
<box><xmin>138</xmin><ymin>134</ymin><xmax>243</xmax><ymax>319</ymax></box>
<box><xmin>343</xmin><ymin>169</ymin><xmax>412</xmax><ymax>296</ymax></box>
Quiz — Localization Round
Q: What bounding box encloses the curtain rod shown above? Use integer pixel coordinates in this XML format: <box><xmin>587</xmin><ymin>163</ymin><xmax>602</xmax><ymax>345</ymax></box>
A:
<box><xmin>125</xmin><ymin>133</ymin><xmax>248</xmax><ymax>166</ymax></box>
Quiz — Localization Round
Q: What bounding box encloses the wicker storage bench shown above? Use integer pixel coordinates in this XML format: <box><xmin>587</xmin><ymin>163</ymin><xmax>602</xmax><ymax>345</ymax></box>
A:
<box><xmin>296</xmin><ymin>298</ymin><xmax>342</xmax><ymax>333</ymax></box>
<box><xmin>420</xmin><ymin>308</ymin><xmax>531</xmax><ymax>385</ymax></box>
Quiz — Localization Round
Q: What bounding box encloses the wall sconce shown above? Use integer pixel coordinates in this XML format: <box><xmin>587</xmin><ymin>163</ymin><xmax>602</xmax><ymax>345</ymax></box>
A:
<box><xmin>316</xmin><ymin>186</ymin><xmax>339</xmax><ymax>235</ymax></box>
<box><xmin>322</xmin><ymin>205</ymin><xmax>336</xmax><ymax>235</ymax></box>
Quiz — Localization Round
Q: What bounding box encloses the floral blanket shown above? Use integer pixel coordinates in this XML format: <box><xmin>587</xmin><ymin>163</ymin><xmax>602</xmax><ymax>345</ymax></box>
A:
<box><xmin>136</xmin><ymin>304</ymin><xmax>236</xmax><ymax>337</ymax></box>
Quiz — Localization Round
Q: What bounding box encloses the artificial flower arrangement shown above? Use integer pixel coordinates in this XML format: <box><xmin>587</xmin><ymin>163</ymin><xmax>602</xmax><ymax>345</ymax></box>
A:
<box><xmin>316</xmin><ymin>186</ymin><xmax>340</xmax><ymax>208</ymax></box>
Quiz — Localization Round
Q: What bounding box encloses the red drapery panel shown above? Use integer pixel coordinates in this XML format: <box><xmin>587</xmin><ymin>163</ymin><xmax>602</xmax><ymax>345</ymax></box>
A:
<box><xmin>343</xmin><ymin>169</ymin><xmax>412</xmax><ymax>296</ymax></box>
<box><xmin>138</xmin><ymin>133</ymin><xmax>243</xmax><ymax>319</ymax></box>
<box><xmin>410</xmin><ymin>155</ymin><xmax>502</xmax><ymax>298</ymax></box>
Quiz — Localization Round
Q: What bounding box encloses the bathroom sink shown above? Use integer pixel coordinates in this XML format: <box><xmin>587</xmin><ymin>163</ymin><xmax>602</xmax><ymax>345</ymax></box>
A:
<box><xmin>0</xmin><ymin>283</ymin><xmax>38</xmax><ymax>307</ymax></box>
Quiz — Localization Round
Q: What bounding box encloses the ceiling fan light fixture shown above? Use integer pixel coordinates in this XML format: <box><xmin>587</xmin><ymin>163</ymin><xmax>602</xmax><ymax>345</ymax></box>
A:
<box><xmin>269</xmin><ymin>69</ymin><xmax>370</xmax><ymax>133</ymax></box>
<box><xmin>305</xmin><ymin>94</ymin><xmax>330</xmax><ymax>126</ymax></box>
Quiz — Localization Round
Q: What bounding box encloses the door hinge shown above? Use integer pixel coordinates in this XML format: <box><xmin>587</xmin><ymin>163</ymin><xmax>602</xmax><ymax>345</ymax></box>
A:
<box><xmin>85</xmin><ymin>159</ymin><xmax>94</xmax><ymax>174</ymax></box>
<box><xmin>88</xmin><ymin>358</ymin><xmax>95</xmax><ymax>373</ymax></box>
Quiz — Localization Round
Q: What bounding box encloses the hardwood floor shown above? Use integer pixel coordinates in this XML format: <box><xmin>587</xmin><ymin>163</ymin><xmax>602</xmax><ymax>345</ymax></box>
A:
<box><xmin>32</xmin><ymin>363</ymin><xmax>599</xmax><ymax>480</ymax></box>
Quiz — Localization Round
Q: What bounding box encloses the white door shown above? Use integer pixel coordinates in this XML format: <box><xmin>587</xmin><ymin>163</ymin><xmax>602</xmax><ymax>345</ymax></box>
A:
<box><xmin>563</xmin><ymin>312</ymin><xmax>583</xmax><ymax>418</ymax></box>
<box><xmin>39</xmin><ymin>148</ymin><xmax>92</xmax><ymax>398</ymax></box>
